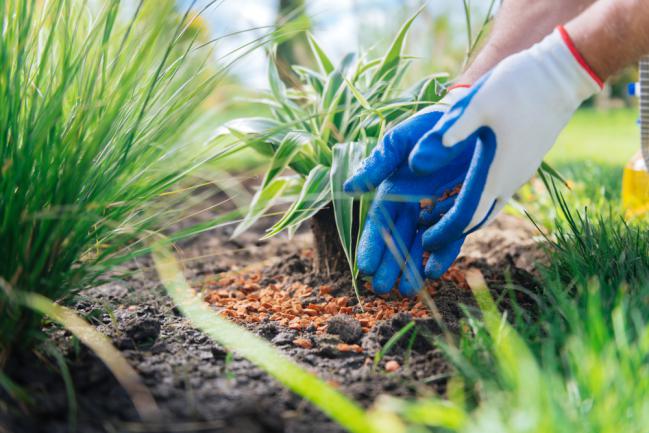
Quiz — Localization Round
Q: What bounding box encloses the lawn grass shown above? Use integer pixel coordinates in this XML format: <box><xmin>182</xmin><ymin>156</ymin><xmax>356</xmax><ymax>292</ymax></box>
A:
<box><xmin>548</xmin><ymin>108</ymin><xmax>638</xmax><ymax>167</ymax></box>
<box><xmin>549</xmin><ymin>108</ymin><xmax>639</xmax><ymax>205</ymax></box>
<box><xmin>516</xmin><ymin>108</ymin><xmax>639</xmax><ymax>226</ymax></box>
<box><xmin>374</xmin><ymin>185</ymin><xmax>649</xmax><ymax>432</ymax></box>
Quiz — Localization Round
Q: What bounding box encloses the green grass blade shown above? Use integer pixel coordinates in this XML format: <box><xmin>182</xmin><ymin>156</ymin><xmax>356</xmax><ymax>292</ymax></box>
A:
<box><xmin>330</xmin><ymin>142</ymin><xmax>365</xmax><ymax>265</ymax></box>
<box><xmin>465</xmin><ymin>269</ymin><xmax>542</xmax><ymax>393</ymax></box>
<box><xmin>330</xmin><ymin>142</ymin><xmax>365</xmax><ymax>300</ymax></box>
<box><xmin>262</xmin><ymin>132</ymin><xmax>311</xmax><ymax>188</ymax></box>
<box><xmin>375</xmin><ymin>397</ymin><xmax>467</xmax><ymax>431</ymax></box>
<box><xmin>373</xmin><ymin>321</ymin><xmax>415</xmax><ymax>369</ymax></box>
<box><xmin>45</xmin><ymin>344</ymin><xmax>78</xmax><ymax>431</ymax></box>
<box><xmin>539</xmin><ymin>161</ymin><xmax>570</xmax><ymax>188</ymax></box>
<box><xmin>214</xmin><ymin>117</ymin><xmax>281</xmax><ymax>141</ymax></box>
<box><xmin>268</xmin><ymin>52</ymin><xmax>288</xmax><ymax>102</ymax></box>
<box><xmin>0</xmin><ymin>370</ymin><xmax>34</xmax><ymax>406</ymax></box>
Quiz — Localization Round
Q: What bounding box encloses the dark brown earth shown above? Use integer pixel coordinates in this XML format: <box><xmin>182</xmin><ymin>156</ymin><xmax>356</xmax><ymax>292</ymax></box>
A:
<box><xmin>0</xmin><ymin>211</ymin><xmax>543</xmax><ymax>433</ymax></box>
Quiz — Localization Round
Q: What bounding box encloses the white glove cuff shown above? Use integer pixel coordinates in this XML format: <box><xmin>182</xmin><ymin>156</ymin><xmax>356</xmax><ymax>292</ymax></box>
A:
<box><xmin>537</xmin><ymin>27</ymin><xmax>603</xmax><ymax>105</ymax></box>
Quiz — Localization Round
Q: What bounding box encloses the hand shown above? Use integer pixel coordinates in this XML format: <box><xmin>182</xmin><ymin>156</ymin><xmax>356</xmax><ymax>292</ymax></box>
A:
<box><xmin>344</xmin><ymin>90</ymin><xmax>473</xmax><ymax>296</ymax></box>
<box><xmin>409</xmin><ymin>27</ymin><xmax>602</xmax><ymax>260</ymax></box>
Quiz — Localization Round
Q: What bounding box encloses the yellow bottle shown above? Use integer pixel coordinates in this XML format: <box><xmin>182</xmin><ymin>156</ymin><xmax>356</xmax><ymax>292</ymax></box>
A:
<box><xmin>622</xmin><ymin>150</ymin><xmax>649</xmax><ymax>218</ymax></box>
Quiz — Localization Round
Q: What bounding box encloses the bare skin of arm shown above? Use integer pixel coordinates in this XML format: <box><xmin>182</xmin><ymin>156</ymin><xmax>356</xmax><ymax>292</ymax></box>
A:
<box><xmin>567</xmin><ymin>0</ymin><xmax>649</xmax><ymax>80</ymax></box>
<box><xmin>458</xmin><ymin>0</ymin><xmax>597</xmax><ymax>84</ymax></box>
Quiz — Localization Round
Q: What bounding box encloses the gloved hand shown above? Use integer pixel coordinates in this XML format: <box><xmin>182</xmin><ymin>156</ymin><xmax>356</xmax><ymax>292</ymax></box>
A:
<box><xmin>409</xmin><ymin>26</ymin><xmax>602</xmax><ymax>263</ymax></box>
<box><xmin>344</xmin><ymin>90</ymin><xmax>473</xmax><ymax>296</ymax></box>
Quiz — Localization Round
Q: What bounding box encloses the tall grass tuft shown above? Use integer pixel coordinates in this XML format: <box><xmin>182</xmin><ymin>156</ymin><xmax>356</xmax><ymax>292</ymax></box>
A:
<box><xmin>0</xmin><ymin>0</ymin><xmax>224</xmax><ymax>357</ymax></box>
<box><xmin>375</xmin><ymin>194</ymin><xmax>649</xmax><ymax>433</ymax></box>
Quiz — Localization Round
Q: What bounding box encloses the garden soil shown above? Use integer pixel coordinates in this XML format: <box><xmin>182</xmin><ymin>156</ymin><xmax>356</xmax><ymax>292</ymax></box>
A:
<box><xmin>1</xmin><ymin>208</ymin><xmax>545</xmax><ymax>433</ymax></box>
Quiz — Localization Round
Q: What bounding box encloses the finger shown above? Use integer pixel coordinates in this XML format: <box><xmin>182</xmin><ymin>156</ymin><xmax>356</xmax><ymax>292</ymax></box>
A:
<box><xmin>421</xmin><ymin>129</ymin><xmax>497</xmax><ymax>251</ymax></box>
<box><xmin>398</xmin><ymin>231</ymin><xmax>425</xmax><ymax>297</ymax></box>
<box><xmin>357</xmin><ymin>199</ymin><xmax>399</xmax><ymax>276</ymax></box>
<box><xmin>409</xmin><ymin>81</ymin><xmax>486</xmax><ymax>175</ymax></box>
<box><xmin>433</xmin><ymin>159</ymin><xmax>472</xmax><ymax>193</ymax></box>
<box><xmin>424</xmin><ymin>236</ymin><xmax>465</xmax><ymax>280</ymax></box>
<box><xmin>419</xmin><ymin>195</ymin><xmax>456</xmax><ymax>226</ymax></box>
<box><xmin>371</xmin><ymin>205</ymin><xmax>419</xmax><ymax>295</ymax></box>
<box><xmin>344</xmin><ymin>111</ymin><xmax>444</xmax><ymax>194</ymax></box>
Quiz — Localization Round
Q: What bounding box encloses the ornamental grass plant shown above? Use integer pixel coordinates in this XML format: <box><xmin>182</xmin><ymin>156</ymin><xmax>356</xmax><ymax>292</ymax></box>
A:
<box><xmin>0</xmin><ymin>0</ymin><xmax>226</xmax><ymax>358</ymax></box>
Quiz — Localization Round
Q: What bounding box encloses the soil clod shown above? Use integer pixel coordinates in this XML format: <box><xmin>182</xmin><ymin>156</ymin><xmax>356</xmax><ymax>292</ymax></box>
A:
<box><xmin>326</xmin><ymin>315</ymin><xmax>363</xmax><ymax>343</ymax></box>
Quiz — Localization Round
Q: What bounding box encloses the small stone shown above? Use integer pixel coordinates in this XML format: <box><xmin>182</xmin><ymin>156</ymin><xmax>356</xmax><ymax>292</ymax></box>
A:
<box><xmin>336</xmin><ymin>343</ymin><xmax>363</xmax><ymax>353</ymax></box>
<box><xmin>293</xmin><ymin>338</ymin><xmax>313</xmax><ymax>349</ymax></box>
<box><xmin>385</xmin><ymin>360</ymin><xmax>400</xmax><ymax>372</ymax></box>
<box><xmin>211</xmin><ymin>345</ymin><xmax>228</xmax><ymax>360</ymax></box>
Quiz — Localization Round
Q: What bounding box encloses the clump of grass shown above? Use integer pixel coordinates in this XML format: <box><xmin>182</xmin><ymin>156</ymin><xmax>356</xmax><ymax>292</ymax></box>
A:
<box><xmin>0</xmin><ymin>0</ymin><xmax>223</xmax><ymax>356</ymax></box>
<box><xmin>374</xmin><ymin>192</ymin><xmax>649</xmax><ymax>432</ymax></box>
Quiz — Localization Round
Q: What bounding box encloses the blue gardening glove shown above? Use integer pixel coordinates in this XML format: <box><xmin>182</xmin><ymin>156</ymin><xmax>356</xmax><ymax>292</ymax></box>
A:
<box><xmin>344</xmin><ymin>90</ymin><xmax>473</xmax><ymax>297</ymax></box>
<box><xmin>409</xmin><ymin>27</ymin><xmax>602</xmax><ymax>264</ymax></box>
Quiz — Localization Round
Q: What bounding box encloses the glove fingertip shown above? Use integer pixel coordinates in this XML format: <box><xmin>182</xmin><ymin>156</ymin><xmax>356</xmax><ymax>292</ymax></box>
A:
<box><xmin>343</xmin><ymin>175</ymin><xmax>370</xmax><ymax>194</ymax></box>
<box><xmin>398</xmin><ymin>277</ymin><xmax>422</xmax><ymax>298</ymax></box>
<box><xmin>356</xmin><ymin>243</ymin><xmax>382</xmax><ymax>276</ymax></box>
<box><xmin>425</xmin><ymin>257</ymin><xmax>449</xmax><ymax>280</ymax></box>
<box><xmin>356</xmin><ymin>227</ymin><xmax>385</xmax><ymax>276</ymax></box>
<box><xmin>419</xmin><ymin>197</ymin><xmax>455</xmax><ymax>227</ymax></box>
<box><xmin>371</xmin><ymin>277</ymin><xmax>394</xmax><ymax>296</ymax></box>
<box><xmin>422</xmin><ymin>228</ymin><xmax>454</xmax><ymax>252</ymax></box>
<box><xmin>424</xmin><ymin>237</ymin><xmax>465</xmax><ymax>280</ymax></box>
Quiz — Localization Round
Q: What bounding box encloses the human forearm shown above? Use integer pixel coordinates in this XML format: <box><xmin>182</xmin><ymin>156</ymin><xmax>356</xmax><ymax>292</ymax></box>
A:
<box><xmin>458</xmin><ymin>0</ymin><xmax>596</xmax><ymax>84</ymax></box>
<box><xmin>566</xmin><ymin>0</ymin><xmax>649</xmax><ymax>81</ymax></box>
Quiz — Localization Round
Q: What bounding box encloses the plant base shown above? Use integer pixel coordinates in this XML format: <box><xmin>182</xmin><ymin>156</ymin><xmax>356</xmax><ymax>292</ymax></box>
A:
<box><xmin>310</xmin><ymin>206</ymin><xmax>352</xmax><ymax>278</ymax></box>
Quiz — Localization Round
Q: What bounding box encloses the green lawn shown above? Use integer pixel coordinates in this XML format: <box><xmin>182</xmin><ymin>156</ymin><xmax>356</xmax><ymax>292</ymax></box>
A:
<box><xmin>548</xmin><ymin>108</ymin><xmax>638</xmax><ymax>166</ymax></box>
<box><xmin>523</xmin><ymin>108</ymin><xmax>641</xmax><ymax>218</ymax></box>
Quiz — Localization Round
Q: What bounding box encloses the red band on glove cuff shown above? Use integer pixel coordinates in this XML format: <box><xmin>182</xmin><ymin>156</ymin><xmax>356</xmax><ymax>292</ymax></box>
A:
<box><xmin>447</xmin><ymin>83</ymin><xmax>471</xmax><ymax>92</ymax></box>
<box><xmin>556</xmin><ymin>25</ymin><xmax>604</xmax><ymax>89</ymax></box>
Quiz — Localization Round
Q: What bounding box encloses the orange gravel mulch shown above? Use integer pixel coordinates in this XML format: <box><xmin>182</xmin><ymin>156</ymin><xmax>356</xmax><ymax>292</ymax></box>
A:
<box><xmin>201</xmin><ymin>264</ymin><xmax>467</xmax><ymax>337</ymax></box>
<box><xmin>200</xmin><ymin>185</ymin><xmax>467</xmax><ymax>341</ymax></box>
